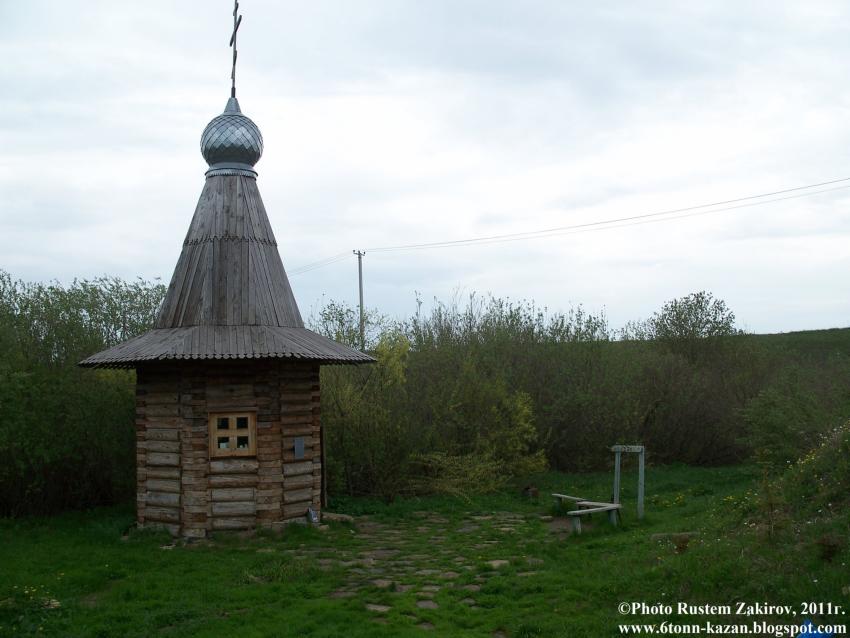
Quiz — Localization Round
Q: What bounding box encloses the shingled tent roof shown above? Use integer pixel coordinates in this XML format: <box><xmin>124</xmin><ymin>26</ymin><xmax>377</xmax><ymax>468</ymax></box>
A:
<box><xmin>80</xmin><ymin>97</ymin><xmax>373</xmax><ymax>368</ymax></box>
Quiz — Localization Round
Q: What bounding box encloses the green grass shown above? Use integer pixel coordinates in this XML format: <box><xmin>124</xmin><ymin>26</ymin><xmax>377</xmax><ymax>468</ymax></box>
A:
<box><xmin>1</xmin><ymin>464</ymin><xmax>847</xmax><ymax>637</ymax></box>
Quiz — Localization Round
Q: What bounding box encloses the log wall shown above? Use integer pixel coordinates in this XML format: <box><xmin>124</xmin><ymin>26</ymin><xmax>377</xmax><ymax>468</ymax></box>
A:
<box><xmin>135</xmin><ymin>360</ymin><xmax>322</xmax><ymax>537</ymax></box>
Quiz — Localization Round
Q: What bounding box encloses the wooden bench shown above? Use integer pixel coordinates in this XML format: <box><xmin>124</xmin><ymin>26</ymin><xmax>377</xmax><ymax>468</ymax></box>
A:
<box><xmin>566</xmin><ymin>503</ymin><xmax>621</xmax><ymax>534</ymax></box>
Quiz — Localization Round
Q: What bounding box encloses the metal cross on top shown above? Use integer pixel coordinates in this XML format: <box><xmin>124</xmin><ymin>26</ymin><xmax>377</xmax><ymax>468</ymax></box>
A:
<box><xmin>229</xmin><ymin>0</ymin><xmax>243</xmax><ymax>98</ymax></box>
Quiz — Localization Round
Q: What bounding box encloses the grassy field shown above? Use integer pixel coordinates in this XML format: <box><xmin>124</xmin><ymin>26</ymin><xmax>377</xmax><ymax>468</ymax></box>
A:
<box><xmin>1</xmin><ymin>464</ymin><xmax>847</xmax><ymax>637</ymax></box>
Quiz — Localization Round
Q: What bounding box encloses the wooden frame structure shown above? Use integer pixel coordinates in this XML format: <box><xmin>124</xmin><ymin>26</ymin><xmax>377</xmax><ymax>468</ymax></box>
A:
<box><xmin>611</xmin><ymin>444</ymin><xmax>645</xmax><ymax>519</ymax></box>
<box><xmin>551</xmin><ymin>444</ymin><xmax>646</xmax><ymax>535</ymax></box>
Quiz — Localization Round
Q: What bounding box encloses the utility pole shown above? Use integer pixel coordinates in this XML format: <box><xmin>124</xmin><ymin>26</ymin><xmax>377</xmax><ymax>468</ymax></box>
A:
<box><xmin>353</xmin><ymin>250</ymin><xmax>365</xmax><ymax>350</ymax></box>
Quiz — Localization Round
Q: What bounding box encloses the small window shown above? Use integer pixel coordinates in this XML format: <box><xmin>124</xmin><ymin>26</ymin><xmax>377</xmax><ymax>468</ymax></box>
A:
<box><xmin>209</xmin><ymin>412</ymin><xmax>257</xmax><ymax>458</ymax></box>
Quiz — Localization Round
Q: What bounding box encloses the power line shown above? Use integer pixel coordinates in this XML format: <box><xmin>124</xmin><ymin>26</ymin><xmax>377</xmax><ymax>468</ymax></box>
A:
<box><xmin>376</xmin><ymin>183</ymin><xmax>850</xmax><ymax>251</ymax></box>
<box><xmin>367</xmin><ymin>176</ymin><xmax>850</xmax><ymax>253</ymax></box>
<box><xmin>287</xmin><ymin>176</ymin><xmax>850</xmax><ymax>274</ymax></box>
<box><xmin>288</xmin><ymin>251</ymin><xmax>349</xmax><ymax>275</ymax></box>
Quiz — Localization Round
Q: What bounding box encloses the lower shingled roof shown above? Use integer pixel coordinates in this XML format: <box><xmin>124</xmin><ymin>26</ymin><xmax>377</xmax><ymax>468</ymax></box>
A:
<box><xmin>78</xmin><ymin>325</ymin><xmax>374</xmax><ymax>368</ymax></box>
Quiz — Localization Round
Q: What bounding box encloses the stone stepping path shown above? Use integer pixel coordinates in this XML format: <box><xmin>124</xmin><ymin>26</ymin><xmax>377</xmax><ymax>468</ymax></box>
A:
<box><xmin>316</xmin><ymin>508</ymin><xmax>554</xmax><ymax>622</ymax></box>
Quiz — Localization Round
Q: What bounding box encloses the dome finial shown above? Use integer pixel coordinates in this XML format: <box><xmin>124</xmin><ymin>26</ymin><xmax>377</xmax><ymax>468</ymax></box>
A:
<box><xmin>200</xmin><ymin>99</ymin><xmax>263</xmax><ymax>177</ymax></box>
<box><xmin>200</xmin><ymin>0</ymin><xmax>262</xmax><ymax>177</ymax></box>
<box><xmin>229</xmin><ymin>1</ymin><xmax>243</xmax><ymax>98</ymax></box>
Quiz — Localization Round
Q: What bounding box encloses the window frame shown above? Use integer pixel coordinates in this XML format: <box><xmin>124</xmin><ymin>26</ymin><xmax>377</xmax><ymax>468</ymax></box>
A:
<box><xmin>208</xmin><ymin>411</ymin><xmax>257</xmax><ymax>458</ymax></box>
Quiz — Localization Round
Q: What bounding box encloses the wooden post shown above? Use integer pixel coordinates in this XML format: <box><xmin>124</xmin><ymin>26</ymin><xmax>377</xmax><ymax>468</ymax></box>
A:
<box><xmin>612</xmin><ymin>450</ymin><xmax>621</xmax><ymax>504</ymax></box>
<box><xmin>637</xmin><ymin>448</ymin><xmax>645</xmax><ymax>520</ymax></box>
<box><xmin>611</xmin><ymin>445</ymin><xmax>646</xmax><ymax>519</ymax></box>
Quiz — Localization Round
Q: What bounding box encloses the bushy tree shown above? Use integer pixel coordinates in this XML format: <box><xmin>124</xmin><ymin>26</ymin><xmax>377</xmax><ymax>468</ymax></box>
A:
<box><xmin>632</xmin><ymin>291</ymin><xmax>741</xmax><ymax>362</ymax></box>
<box><xmin>0</xmin><ymin>271</ymin><xmax>165</xmax><ymax>515</ymax></box>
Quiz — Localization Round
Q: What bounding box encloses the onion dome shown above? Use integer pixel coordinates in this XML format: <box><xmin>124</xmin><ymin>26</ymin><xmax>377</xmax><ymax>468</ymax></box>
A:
<box><xmin>200</xmin><ymin>96</ymin><xmax>263</xmax><ymax>177</ymax></box>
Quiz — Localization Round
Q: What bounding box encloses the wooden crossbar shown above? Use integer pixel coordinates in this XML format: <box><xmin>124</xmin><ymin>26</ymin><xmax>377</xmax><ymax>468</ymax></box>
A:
<box><xmin>551</xmin><ymin>493</ymin><xmax>585</xmax><ymax>502</ymax></box>
<box><xmin>566</xmin><ymin>504</ymin><xmax>620</xmax><ymax>516</ymax></box>
<box><xmin>576</xmin><ymin>500</ymin><xmax>617</xmax><ymax>509</ymax></box>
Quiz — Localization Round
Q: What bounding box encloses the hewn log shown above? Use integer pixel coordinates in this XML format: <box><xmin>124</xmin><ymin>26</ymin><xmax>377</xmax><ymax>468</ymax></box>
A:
<box><xmin>211</xmin><ymin>517</ymin><xmax>254</xmax><ymax>530</ymax></box>
<box><xmin>211</xmin><ymin>488</ymin><xmax>254</xmax><ymax>502</ymax></box>
<box><xmin>142</xmin><ymin>405</ymin><xmax>181</xmax><ymax>418</ymax></box>
<box><xmin>146</xmin><ymin>467</ymin><xmax>181</xmax><ymax>479</ymax></box>
<box><xmin>258</xmin><ymin>453</ymin><xmax>282</xmax><ymax>463</ymax></box>
<box><xmin>147</xmin><ymin>492</ymin><xmax>180</xmax><ymax>507</ymax></box>
<box><xmin>258</xmin><ymin>474</ymin><xmax>283</xmax><ymax>484</ymax></box>
<box><xmin>283</xmin><ymin>487</ymin><xmax>312</xmax><ymax>504</ymax></box>
<box><xmin>257</xmin><ymin>431</ymin><xmax>282</xmax><ymax>441</ymax></box>
<box><xmin>147</xmin><ymin>479</ymin><xmax>180</xmax><ymax>493</ymax></box>
<box><xmin>283</xmin><ymin>474</ymin><xmax>313</xmax><ymax>490</ymax></box>
<box><xmin>145</xmin><ymin>506</ymin><xmax>180</xmax><ymax>524</ymax></box>
<box><xmin>146</xmin><ymin>418</ymin><xmax>185</xmax><ymax>429</ymax></box>
<box><xmin>142</xmin><ymin>393</ymin><xmax>179</xmax><ymax>405</ymax></box>
<box><xmin>282</xmin><ymin>461</ymin><xmax>313</xmax><ymax>477</ymax></box>
<box><xmin>208</xmin><ymin>474</ymin><xmax>258</xmax><ymax>488</ymax></box>
<box><xmin>148</xmin><ymin>452</ymin><xmax>180</xmax><ymax>466</ymax></box>
<box><xmin>210</xmin><ymin>459</ymin><xmax>259</xmax><ymax>474</ymax></box>
<box><xmin>205</xmin><ymin>384</ymin><xmax>254</xmax><ymax>398</ymax></box>
<box><xmin>212</xmin><ymin>501</ymin><xmax>257</xmax><ymax>516</ymax></box>
<box><xmin>145</xmin><ymin>440</ymin><xmax>180</xmax><ymax>453</ymax></box>
<box><xmin>256</xmin><ymin>461</ymin><xmax>282</xmax><ymax>474</ymax></box>
<box><xmin>280</xmin><ymin>415</ymin><xmax>314</xmax><ymax>425</ymax></box>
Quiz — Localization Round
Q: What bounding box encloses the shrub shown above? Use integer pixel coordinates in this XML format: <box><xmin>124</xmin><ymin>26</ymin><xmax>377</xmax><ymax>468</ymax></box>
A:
<box><xmin>741</xmin><ymin>373</ymin><xmax>828</xmax><ymax>473</ymax></box>
<box><xmin>0</xmin><ymin>271</ymin><xmax>164</xmax><ymax>515</ymax></box>
<box><xmin>4</xmin><ymin>268</ymin><xmax>849</xmax><ymax>513</ymax></box>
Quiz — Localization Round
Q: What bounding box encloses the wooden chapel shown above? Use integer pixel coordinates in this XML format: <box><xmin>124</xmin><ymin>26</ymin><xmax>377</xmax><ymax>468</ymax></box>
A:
<box><xmin>80</xmin><ymin>7</ymin><xmax>373</xmax><ymax>537</ymax></box>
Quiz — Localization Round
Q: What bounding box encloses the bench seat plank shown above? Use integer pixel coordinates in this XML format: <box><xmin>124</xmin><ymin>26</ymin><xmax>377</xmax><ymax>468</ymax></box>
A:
<box><xmin>566</xmin><ymin>504</ymin><xmax>620</xmax><ymax>516</ymax></box>
<box><xmin>576</xmin><ymin>500</ymin><xmax>620</xmax><ymax>509</ymax></box>
<box><xmin>551</xmin><ymin>493</ymin><xmax>585</xmax><ymax>502</ymax></box>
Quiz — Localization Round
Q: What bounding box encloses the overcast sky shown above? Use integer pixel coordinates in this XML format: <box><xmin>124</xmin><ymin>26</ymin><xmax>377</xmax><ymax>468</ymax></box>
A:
<box><xmin>2</xmin><ymin>1</ymin><xmax>849</xmax><ymax>333</ymax></box>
